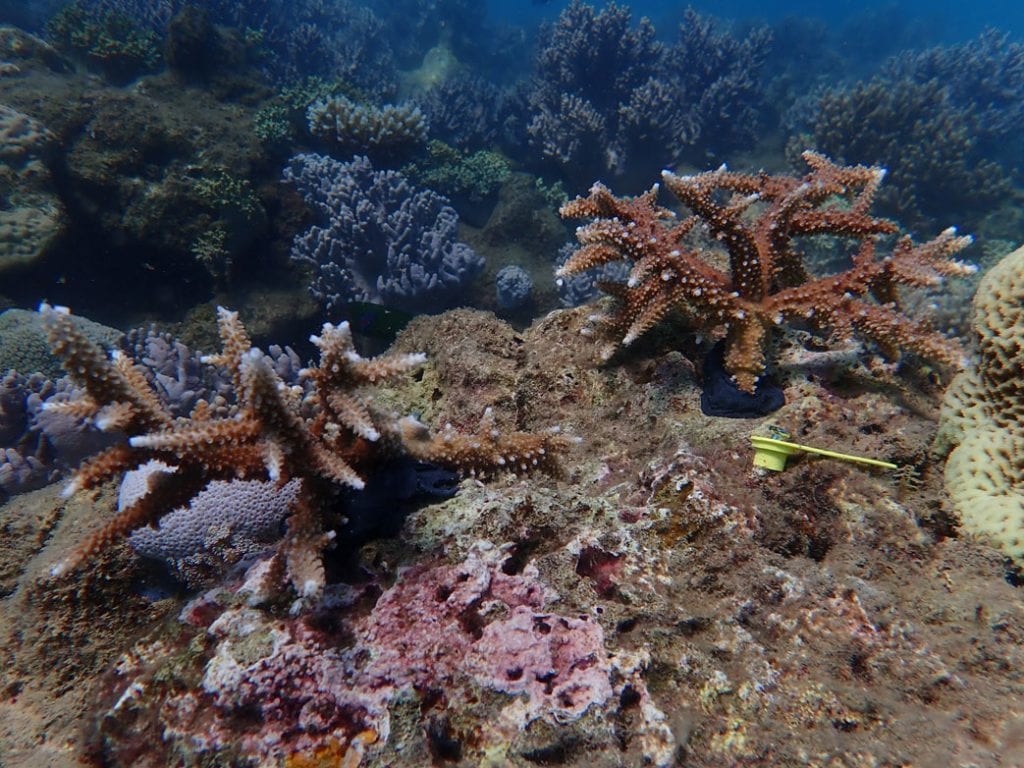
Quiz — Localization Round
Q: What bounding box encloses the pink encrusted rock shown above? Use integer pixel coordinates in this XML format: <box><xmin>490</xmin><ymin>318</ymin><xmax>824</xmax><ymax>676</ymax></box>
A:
<box><xmin>358</xmin><ymin>545</ymin><xmax>548</xmax><ymax>690</ymax></box>
<box><xmin>157</xmin><ymin>546</ymin><xmax>616</xmax><ymax>763</ymax></box>
<box><xmin>356</xmin><ymin>545</ymin><xmax>613</xmax><ymax>725</ymax></box>
<box><xmin>467</xmin><ymin>605</ymin><xmax>612</xmax><ymax>722</ymax></box>
<box><xmin>165</xmin><ymin>604</ymin><xmax>388</xmax><ymax>759</ymax></box>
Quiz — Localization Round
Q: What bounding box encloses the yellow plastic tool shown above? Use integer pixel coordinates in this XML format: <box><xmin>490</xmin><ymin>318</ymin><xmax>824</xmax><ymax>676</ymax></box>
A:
<box><xmin>750</xmin><ymin>429</ymin><xmax>898</xmax><ymax>472</ymax></box>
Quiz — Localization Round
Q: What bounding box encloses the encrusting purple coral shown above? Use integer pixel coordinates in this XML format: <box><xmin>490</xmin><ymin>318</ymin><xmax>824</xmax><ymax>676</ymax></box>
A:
<box><xmin>285</xmin><ymin>153</ymin><xmax>484</xmax><ymax>314</ymax></box>
<box><xmin>122</xmin><ymin>461</ymin><xmax>301</xmax><ymax>583</ymax></box>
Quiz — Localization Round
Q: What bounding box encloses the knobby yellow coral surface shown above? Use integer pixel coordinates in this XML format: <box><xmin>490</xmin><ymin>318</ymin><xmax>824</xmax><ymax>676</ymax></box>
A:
<box><xmin>938</xmin><ymin>244</ymin><xmax>1024</xmax><ymax>562</ymax></box>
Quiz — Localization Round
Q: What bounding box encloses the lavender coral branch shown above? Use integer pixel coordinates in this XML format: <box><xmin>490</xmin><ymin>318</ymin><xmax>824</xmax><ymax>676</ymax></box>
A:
<box><xmin>523</xmin><ymin>2</ymin><xmax>770</xmax><ymax>187</ymax></box>
<box><xmin>284</xmin><ymin>153</ymin><xmax>483</xmax><ymax>314</ymax></box>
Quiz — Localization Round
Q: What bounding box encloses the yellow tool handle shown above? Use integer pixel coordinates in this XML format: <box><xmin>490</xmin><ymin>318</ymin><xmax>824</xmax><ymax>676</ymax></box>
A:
<box><xmin>755</xmin><ymin>437</ymin><xmax>897</xmax><ymax>470</ymax></box>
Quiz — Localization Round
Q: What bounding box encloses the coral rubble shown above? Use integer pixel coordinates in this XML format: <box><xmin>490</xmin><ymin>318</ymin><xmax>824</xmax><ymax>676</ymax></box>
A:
<box><xmin>558</xmin><ymin>151</ymin><xmax>975</xmax><ymax>392</ymax></box>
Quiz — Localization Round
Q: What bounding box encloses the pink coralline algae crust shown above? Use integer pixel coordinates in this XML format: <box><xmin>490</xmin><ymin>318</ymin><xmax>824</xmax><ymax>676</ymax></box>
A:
<box><xmin>163</xmin><ymin>608</ymin><xmax>382</xmax><ymax>760</ymax></box>
<box><xmin>360</xmin><ymin>549</ymin><xmax>612</xmax><ymax>723</ymax></box>
<box><xmin>157</xmin><ymin>547</ymin><xmax>614</xmax><ymax>763</ymax></box>
<box><xmin>358</xmin><ymin>547</ymin><xmax>547</xmax><ymax>688</ymax></box>
<box><xmin>466</xmin><ymin>606</ymin><xmax>612</xmax><ymax>722</ymax></box>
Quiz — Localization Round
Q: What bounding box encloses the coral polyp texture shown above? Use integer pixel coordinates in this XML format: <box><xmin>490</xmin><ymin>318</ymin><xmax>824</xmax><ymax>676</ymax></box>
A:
<box><xmin>558</xmin><ymin>151</ymin><xmax>976</xmax><ymax>392</ymax></box>
<box><xmin>937</xmin><ymin>244</ymin><xmax>1024</xmax><ymax>562</ymax></box>
<box><xmin>39</xmin><ymin>303</ymin><xmax>569</xmax><ymax>600</ymax></box>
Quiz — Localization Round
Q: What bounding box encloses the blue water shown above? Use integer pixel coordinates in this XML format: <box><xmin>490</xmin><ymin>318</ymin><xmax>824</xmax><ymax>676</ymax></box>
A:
<box><xmin>494</xmin><ymin>0</ymin><xmax>1024</xmax><ymax>41</ymax></box>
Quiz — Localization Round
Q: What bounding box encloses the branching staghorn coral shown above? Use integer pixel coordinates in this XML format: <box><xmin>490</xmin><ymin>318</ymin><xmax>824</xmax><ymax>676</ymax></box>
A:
<box><xmin>41</xmin><ymin>304</ymin><xmax>570</xmax><ymax>602</ymax></box>
<box><xmin>558</xmin><ymin>151</ymin><xmax>976</xmax><ymax>393</ymax></box>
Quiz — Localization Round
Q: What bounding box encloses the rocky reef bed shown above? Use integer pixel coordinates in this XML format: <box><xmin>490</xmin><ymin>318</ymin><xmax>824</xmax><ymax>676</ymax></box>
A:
<box><xmin>1</xmin><ymin>304</ymin><xmax>1023</xmax><ymax>767</ymax></box>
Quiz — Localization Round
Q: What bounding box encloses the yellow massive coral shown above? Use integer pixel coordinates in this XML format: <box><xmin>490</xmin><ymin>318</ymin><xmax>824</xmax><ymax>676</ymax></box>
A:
<box><xmin>937</xmin><ymin>244</ymin><xmax>1024</xmax><ymax>562</ymax></box>
<box><xmin>558</xmin><ymin>151</ymin><xmax>975</xmax><ymax>392</ymax></box>
<box><xmin>42</xmin><ymin>304</ymin><xmax>570</xmax><ymax>600</ymax></box>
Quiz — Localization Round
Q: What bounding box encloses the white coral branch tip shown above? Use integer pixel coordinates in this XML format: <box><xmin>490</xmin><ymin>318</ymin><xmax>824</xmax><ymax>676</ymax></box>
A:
<box><xmin>61</xmin><ymin>477</ymin><xmax>82</xmax><ymax>497</ymax></box>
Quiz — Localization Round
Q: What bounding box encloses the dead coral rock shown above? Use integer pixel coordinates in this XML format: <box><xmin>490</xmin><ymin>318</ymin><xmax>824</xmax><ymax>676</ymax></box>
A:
<box><xmin>392</xmin><ymin>308</ymin><xmax>526</xmax><ymax>428</ymax></box>
<box><xmin>0</xmin><ymin>56</ymin><xmax>270</xmax><ymax>315</ymax></box>
<box><xmin>0</xmin><ymin>104</ymin><xmax>64</xmax><ymax>273</ymax></box>
<box><xmin>0</xmin><ymin>483</ymin><xmax>63</xmax><ymax>596</ymax></box>
<box><xmin>481</xmin><ymin>172</ymin><xmax>567</xmax><ymax>253</ymax></box>
<box><xmin>0</xmin><ymin>483</ymin><xmax>173</xmax><ymax>768</ymax></box>
<box><xmin>393</xmin><ymin>304</ymin><xmax>688</xmax><ymax>476</ymax></box>
<box><xmin>0</xmin><ymin>26</ymin><xmax>71</xmax><ymax>74</ymax></box>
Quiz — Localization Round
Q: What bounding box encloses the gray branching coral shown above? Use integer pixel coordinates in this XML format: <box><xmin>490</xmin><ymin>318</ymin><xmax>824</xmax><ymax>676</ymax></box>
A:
<box><xmin>41</xmin><ymin>304</ymin><xmax>570</xmax><ymax>601</ymax></box>
<box><xmin>558</xmin><ymin>151</ymin><xmax>976</xmax><ymax>392</ymax></box>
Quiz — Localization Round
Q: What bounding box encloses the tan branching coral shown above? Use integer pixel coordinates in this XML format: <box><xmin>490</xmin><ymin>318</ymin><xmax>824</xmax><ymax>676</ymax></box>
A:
<box><xmin>41</xmin><ymin>304</ymin><xmax>570</xmax><ymax>600</ymax></box>
<box><xmin>558</xmin><ymin>151</ymin><xmax>976</xmax><ymax>392</ymax></box>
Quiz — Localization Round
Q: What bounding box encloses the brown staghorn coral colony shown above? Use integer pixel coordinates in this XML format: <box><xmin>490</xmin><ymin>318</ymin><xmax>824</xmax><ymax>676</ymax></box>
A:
<box><xmin>557</xmin><ymin>151</ymin><xmax>977</xmax><ymax>392</ymax></box>
<box><xmin>40</xmin><ymin>303</ymin><xmax>570</xmax><ymax>600</ymax></box>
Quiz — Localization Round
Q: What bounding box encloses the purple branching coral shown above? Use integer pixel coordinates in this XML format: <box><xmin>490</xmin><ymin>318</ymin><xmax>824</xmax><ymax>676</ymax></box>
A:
<box><xmin>412</xmin><ymin>74</ymin><xmax>503</xmax><ymax>150</ymax></box>
<box><xmin>807</xmin><ymin>29</ymin><xmax>1024</xmax><ymax>229</ymax></box>
<box><xmin>285</xmin><ymin>153</ymin><xmax>484</xmax><ymax>314</ymax></box>
<box><xmin>0</xmin><ymin>371</ymin><xmax>116</xmax><ymax>496</ymax></box>
<box><xmin>525</xmin><ymin>0</ymin><xmax>662</xmax><ymax>185</ymax></box>
<box><xmin>810</xmin><ymin>77</ymin><xmax>1011</xmax><ymax>228</ymax></box>
<box><xmin>523</xmin><ymin>1</ymin><xmax>770</xmax><ymax>189</ymax></box>
<box><xmin>884</xmin><ymin>29</ymin><xmax>1024</xmax><ymax>150</ymax></box>
<box><xmin>659</xmin><ymin>8</ymin><xmax>771</xmax><ymax>158</ymax></box>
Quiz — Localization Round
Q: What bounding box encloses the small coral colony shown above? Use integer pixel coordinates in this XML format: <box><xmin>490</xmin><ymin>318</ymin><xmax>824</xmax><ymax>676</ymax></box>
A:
<box><xmin>1</xmin><ymin>0</ymin><xmax>1024</xmax><ymax>765</ymax></box>
<box><xmin>41</xmin><ymin>303</ymin><xmax>570</xmax><ymax>601</ymax></box>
